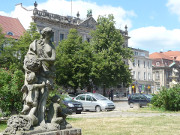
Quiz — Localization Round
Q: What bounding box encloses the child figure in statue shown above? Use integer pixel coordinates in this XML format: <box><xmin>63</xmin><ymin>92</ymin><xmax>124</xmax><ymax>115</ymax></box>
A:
<box><xmin>21</xmin><ymin>71</ymin><xmax>45</xmax><ymax>116</ymax></box>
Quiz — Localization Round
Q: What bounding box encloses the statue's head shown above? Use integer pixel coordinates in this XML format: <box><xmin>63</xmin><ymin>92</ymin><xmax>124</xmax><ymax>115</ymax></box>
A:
<box><xmin>41</xmin><ymin>27</ymin><xmax>53</xmax><ymax>39</ymax></box>
<box><xmin>51</xmin><ymin>95</ymin><xmax>61</xmax><ymax>103</ymax></box>
<box><xmin>26</xmin><ymin>71</ymin><xmax>37</xmax><ymax>84</ymax></box>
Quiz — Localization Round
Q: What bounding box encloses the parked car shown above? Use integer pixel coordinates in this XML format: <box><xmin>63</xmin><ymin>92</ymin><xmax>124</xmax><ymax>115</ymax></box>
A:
<box><xmin>144</xmin><ymin>94</ymin><xmax>153</xmax><ymax>101</ymax></box>
<box><xmin>128</xmin><ymin>93</ymin><xmax>151</xmax><ymax>108</ymax></box>
<box><xmin>74</xmin><ymin>93</ymin><xmax>115</xmax><ymax>112</ymax></box>
<box><xmin>62</xmin><ymin>96</ymin><xmax>83</xmax><ymax>114</ymax></box>
<box><xmin>68</xmin><ymin>94</ymin><xmax>76</xmax><ymax>100</ymax></box>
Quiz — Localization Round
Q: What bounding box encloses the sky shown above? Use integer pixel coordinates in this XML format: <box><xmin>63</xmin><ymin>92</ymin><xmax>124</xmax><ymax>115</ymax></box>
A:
<box><xmin>0</xmin><ymin>0</ymin><xmax>180</xmax><ymax>54</ymax></box>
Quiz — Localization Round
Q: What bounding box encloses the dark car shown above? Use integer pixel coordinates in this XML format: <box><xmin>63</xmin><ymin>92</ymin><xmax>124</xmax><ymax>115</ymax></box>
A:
<box><xmin>63</xmin><ymin>96</ymin><xmax>83</xmax><ymax>114</ymax></box>
<box><xmin>128</xmin><ymin>93</ymin><xmax>151</xmax><ymax>108</ymax></box>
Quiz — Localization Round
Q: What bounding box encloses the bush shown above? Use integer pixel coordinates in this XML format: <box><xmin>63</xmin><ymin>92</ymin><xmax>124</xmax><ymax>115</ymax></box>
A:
<box><xmin>0</xmin><ymin>68</ymin><xmax>24</xmax><ymax>116</ymax></box>
<box><xmin>151</xmin><ymin>85</ymin><xmax>180</xmax><ymax>111</ymax></box>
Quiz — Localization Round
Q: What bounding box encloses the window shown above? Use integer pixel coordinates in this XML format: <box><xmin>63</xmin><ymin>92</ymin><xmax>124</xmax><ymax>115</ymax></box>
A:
<box><xmin>148</xmin><ymin>61</ymin><xmax>151</xmax><ymax>68</ymax></box>
<box><xmin>87</xmin><ymin>38</ymin><xmax>90</xmax><ymax>42</ymax></box>
<box><xmin>144</xmin><ymin>72</ymin><xmax>146</xmax><ymax>80</ymax></box>
<box><xmin>50</xmin><ymin>32</ymin><xmax>54</xmax><ymax>42</ymax></box>
<box><xmin>155</xmin><ymin>71</ymin><xmax>160</xmax><ymax>80</ymax></box>
<box><xmin>134</xmin><ymin>51</ymin><xmax>138</xmax><ymax>56</ymax></box>
<box><xmin>60</xmin><ymin>33</ymin><xmax>64</xmax><ymax>41</ymax></box>
<box><xmin>133</xmin><ymin>71</ymin><xmax>136</xmax><ymax>79</ymax></box>
<box><xmin>7</xmin><ymin>32</ymin><xmax>13</xmax><ymax>36</ymax></box>
<box><xmin>133</xmin><ymin>60</ymin><xmax>136</xmax><ymax>67</ymax></box>
<box><xmin>138</xmin><ymin>72</ymin><xmax>140</xmax><ymax>80</ymax></box>
<box><xmin>144</xmin><ymin>61</ymin><xmax>146</xmax><ymax>68</ymax></box>
<box><xmin>138</xmin><ymin>60</ymin><xmax>140</xmax><ymax>67</ymax></box>
<box><xmin>86</xmin><ymin>95</ymin><xmax>92</xmax><ymax>101</ymax></box>
<box><xmin>148</xmin><ymin>73</ymin><xmax>151</xmax><ymax>80</ymax></box>
<box><xmin>156</xmin><ymin>62</ymin><xmax>160</xmax><ymax>66</ymax></box>
<box><xmin>76</xmin><ymin>95</ymin><xmax>85</xmax><ymax>100</ymax></box>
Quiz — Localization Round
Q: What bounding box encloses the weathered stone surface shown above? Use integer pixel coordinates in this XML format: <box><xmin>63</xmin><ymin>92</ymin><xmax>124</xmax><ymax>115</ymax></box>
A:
<box><xmin>3</xmin><ymin>128</ymin><xmax>81</xmax><ymax>135</ymax></box>
<box><xmin>3</xmin><ymin>27</ymin><xmax>81</xmax><ymax>134</ymax></box>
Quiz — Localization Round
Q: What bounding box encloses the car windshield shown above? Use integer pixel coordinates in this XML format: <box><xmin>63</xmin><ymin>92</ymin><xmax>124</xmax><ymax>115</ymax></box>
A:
<box><xmin>145</xmin><ymin>94</ymin><xmax>153</xmax><ymax>98</ymax></box>
<box><xmin>64</xmin><ymin>96</ymin><xmax>73</xmax><ymax>101</ymax></box>
<box><xmin>93</xmin><ymin>94</ymin><xmax>107</xmax><ymax>100</ymax></box>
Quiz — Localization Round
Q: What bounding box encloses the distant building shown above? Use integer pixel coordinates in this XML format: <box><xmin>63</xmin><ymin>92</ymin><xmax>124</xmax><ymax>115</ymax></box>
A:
<box><xmin>16</xmin><ymin>2</ymin><xmax>130</xmax><ymax>95</ymax></box>
<box><xmin>150</xmin><ymin>51</ymin><xmax>180</xmax><ymax>92</ymax></box>
<box><xmin>16</xmin><ymin>3</ymin><xmax>96</xmax><ymax>46</ymax></box>
<box><xmin>0</xmin><ymin>15</ymin><xmax>25</xmax><ymax>40</ymax></box>
<box><xmin>128</xmin><ymin>48</ymin><xmax>153</xmax><ymax>94</ymax></box>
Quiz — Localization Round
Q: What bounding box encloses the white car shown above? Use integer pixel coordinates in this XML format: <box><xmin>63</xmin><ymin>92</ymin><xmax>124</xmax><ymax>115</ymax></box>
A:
<box><xmin>74</xmin><ymin>93</ymin><xmax>115</xmax><ymax>112</ymax></box>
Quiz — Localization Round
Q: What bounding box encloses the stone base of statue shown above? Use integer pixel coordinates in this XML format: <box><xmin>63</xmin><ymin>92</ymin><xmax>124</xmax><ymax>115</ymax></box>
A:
<box><xmin>3</xmin><ymin>128</ymin><xmax>81</xmax><ymax>135</ymax></box>
<box><xmin>3</xmin><ymin>114</ymin><xmax>81</xmax><ymax>135</ymax></box>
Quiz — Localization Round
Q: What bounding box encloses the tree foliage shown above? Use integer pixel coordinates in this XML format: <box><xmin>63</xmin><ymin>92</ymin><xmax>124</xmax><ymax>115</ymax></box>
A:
<box><xmin>55</xmin><ymin>29</ymin><xmax>93</xmax><ymax>93</ymax></box>
<box><xmin>0</xmin><ymin>23</ymin><xmax>40</xmax><ymax>115</ymax></box>
<box><xmin>151</xmin><ymin>85</ymin><xmax>180</xmax><ymax>111</ymax></box>
<box><xmin>0</xmin><ymin>22</ymin><xmax>40</xmax><ymax>71</ymax></box>
<box><xmin>0</xmin><ymin>68</ymin><xmax>24</xmax><ymax>116</ymax></box>
<box><xmin>90</xmin><ymin>14</ymin><xmax>133</xmax><ymax>90</ymax></box>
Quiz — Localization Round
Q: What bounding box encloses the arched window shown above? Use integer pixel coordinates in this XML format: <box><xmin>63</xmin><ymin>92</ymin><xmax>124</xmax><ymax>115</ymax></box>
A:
<box><xmin>7</xmin><ymin>32</ymin><xmax>13</xmax><ymax>36</ymax></box>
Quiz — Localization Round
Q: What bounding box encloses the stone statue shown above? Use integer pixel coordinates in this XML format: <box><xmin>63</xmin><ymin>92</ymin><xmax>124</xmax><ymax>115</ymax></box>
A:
<box><xmin>3</xmin><ymin>27</ymin><xmax>81</xmax><ymax>135</ymax></box>
<box><xmin>47</xmin><ymin>95</ymin><xmax>72</xmax><ymax>130</ymax></box>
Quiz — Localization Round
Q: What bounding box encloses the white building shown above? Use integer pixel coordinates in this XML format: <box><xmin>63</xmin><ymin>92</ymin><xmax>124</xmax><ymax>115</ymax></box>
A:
<box><xmin>128</xmin><ymin>48</ymin><xmax>153</xmax><ymax>94</ymax></box>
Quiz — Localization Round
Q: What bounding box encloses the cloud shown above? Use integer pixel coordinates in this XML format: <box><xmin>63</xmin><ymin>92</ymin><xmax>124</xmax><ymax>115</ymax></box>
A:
<box><xmin>166</xmin><ymin>0</ymin><xmax>180</xmax><ymax>21</ymax></box>
<box><xmin>0</xmin><ymin>0</ymin><xmax>135</xmax><ymax>30</ymax></box>
<box><xmin>129</xmin><ymin>26</ymin><xmax>180</xmax><ymax>53</ymax></box>
<box><xmin>0</xmin><ymin>11</ymin><xmax>10</xmax><ymax>16</ymax></box>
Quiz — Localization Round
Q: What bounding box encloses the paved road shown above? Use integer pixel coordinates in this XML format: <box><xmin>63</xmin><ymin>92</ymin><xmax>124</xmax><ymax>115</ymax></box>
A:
<box><xmin>69</xmin><ymin>101</ymin><xmax>180</xmax><ymax>118</ymax></box>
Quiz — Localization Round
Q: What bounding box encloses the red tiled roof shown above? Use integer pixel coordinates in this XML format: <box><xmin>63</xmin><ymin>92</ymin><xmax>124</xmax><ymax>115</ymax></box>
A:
<box><xmin>0</xmin><ymin>15</ymin><xmax>25</xmax><ymax>39</ymax></box>
<box><xmin>149</xmin><ymin>52</ymin><xmax>173</xmax><ymax>60</ymax></box>
<box><xmin>163</xmin><ymin>51</ymin><xmax>180</xmax><ymax>58</ymax></box>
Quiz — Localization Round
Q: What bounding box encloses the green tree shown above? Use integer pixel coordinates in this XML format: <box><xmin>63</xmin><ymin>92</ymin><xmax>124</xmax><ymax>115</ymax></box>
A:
<box><xmin>0</xmin><ymin>22</ymin><xmax>40</xmax><ymax>71</ymax></box>
<box><xmin>55</xmin><ymin>29</ymin><xmax>93</xmax><ymax>93</ymax></box>
<box><xmin>0</xmin><ymin>25</ymin><xmax>5</xmax><ymax>49</ymax></box>
<box><xmin>151</xmin><ymin>85</ymin><xmax>180</xmax><ymax>111</ymax></box>
<box><xmin>0</xmin><ymin>68</ymin><xmax>24</xmax><ymax>116</ymax></box>
<box><xmin>90</xmin><ymin>14</ymin><xmax>133</xmax><ymax>95</ymax></box>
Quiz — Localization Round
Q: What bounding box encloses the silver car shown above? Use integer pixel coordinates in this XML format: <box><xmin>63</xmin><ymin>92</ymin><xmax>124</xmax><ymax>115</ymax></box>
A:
<box><xmin>74</xmin><ymin>93</ymin><xmax>115</xmax><ymax>112</ymax></box>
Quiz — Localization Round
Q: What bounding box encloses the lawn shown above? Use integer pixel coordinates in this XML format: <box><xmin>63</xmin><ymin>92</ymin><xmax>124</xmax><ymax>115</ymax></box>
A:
<box><xmin>1</xmin><ymin>115</ymin><xmax>180</xmax><ymax>135</ymax></box>
<box><xmin>67</xmin><ymin>116</ymin><xmax>180</xmax><ymax>135</ymax></box>
<box><xmin>0</xmin><ymin>121</ymin><xmax>6</xmax><ymax>133</ymax></box>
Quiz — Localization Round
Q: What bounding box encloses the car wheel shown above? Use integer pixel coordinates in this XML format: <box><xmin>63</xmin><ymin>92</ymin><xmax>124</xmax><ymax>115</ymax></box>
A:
<box><xmin>95</xmin><ymin>106</ymin><xmax>101</xmax><ymax>112</ymax></box>
<box><xmin>130</xmin><ymin>103</ymin><xmax>133</xmax><ymax>108</ymax></box>
<box><xmin>76</xmin><ymin>111</ymin><xmax>81</xmax><ymax>114</ymax></box>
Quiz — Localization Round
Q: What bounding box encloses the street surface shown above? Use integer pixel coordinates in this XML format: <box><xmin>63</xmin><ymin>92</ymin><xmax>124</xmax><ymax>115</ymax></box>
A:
<box><xmin>69</xmin><ymin>101</ymin><xmax>180</xmax><ymax>118</ymax></box>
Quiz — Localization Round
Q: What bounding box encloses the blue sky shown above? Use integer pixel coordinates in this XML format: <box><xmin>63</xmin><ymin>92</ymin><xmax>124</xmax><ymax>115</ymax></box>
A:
<box><xmin>1</xmin><ymin>0</ymin><xmax>180</xmax><ymax>53</ymax></box>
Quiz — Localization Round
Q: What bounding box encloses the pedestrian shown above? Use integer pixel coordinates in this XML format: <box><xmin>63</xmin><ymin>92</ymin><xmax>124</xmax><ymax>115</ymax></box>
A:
<box><xmin>110</xmin><ymin>89</ymin><xmax>114</xmax><ymax>101</ymax></box>
<box><xmin>108</xmin><ymin>90</ymin><xmax>111</xmax><ymax>100</ymax></box>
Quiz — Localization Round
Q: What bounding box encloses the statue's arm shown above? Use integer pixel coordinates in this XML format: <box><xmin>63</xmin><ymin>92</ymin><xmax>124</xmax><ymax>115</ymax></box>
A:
<box><xmin>33</xmin><ymin>82</ymin><xmax>45</xmax><ymax>89</ymax></box>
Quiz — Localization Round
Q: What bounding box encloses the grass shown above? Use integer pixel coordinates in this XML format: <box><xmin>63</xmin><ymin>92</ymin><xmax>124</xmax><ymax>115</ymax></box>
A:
<box><xmin>1</xmin><ymin>108</ymin><xmax>180</xmax><ymax>135</ymax></box>
<box><xmin>127</xmin><ymin>105</ymin><xmax>180</xmax><ymax>113</ymax></box>
<box><xmin>0</xmin><ymin>121</ymin><xmax>7</xmax><ymax>133</ymax></box>
<box><xmin>67</xmin><ymin>116</ymin><xmax>180</xmax><ymax>135</ymax></box>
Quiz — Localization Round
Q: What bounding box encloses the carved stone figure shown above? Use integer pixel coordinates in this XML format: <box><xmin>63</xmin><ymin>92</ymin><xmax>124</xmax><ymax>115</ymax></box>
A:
<box><xmin>47</xmin><ymin>95</ymin><xmax>72</xmax><ymax>130</ymax></box>
<box><xmin>3</xmin><ymin>27</ymin><xmax>57</xmax><ymax>134</ymax></box>
<box><xmin>3</xmin><ymin>27</ymin><xmax>81</xmax><ymax>135</ymax></box>
<box><xmin>4</xmin><ymin>115</ymin><xmax>31</xmax><ymax>134</ymax></box>
<box><xmin>24</xmin><ymin>27</ymin><xmax>56</xmax><ymax>126</ymax></box>
<box><xmin>21</xmin><ymin>71</ymin><xmax>45</xmax><ymax>119</ymax></box>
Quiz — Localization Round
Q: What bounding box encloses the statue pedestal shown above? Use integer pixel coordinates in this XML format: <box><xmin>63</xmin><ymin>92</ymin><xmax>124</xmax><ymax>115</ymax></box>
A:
<box><xmin>3</xmin><ymin>128</ymin><xmax>81</xmax><ymax>135</ymax></box>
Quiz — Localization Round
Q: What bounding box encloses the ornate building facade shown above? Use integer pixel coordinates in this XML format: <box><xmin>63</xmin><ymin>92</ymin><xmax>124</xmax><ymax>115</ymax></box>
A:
<box><xmin>150</xmin><ymin>51</ymin><xmax>180</xmax><ymax>93</ymax></box>
<box><xmin>128</xmin><ymin>48</ymin><xmax>153</xmax><ymax>94</ymax></box>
